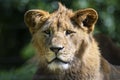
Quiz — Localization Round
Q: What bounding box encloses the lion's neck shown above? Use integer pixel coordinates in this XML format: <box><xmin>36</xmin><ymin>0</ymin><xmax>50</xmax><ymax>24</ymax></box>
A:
<box><xmin>33</xmin><ymin>60</ymin><xmax>100</xmax><ymax>80</ymax></box>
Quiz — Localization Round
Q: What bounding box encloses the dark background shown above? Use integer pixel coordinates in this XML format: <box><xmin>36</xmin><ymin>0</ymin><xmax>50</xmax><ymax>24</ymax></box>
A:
<box><xmin>0</xmin><ymin>0</ymin><xmax>120</xmax><ymax>80</ymax></box>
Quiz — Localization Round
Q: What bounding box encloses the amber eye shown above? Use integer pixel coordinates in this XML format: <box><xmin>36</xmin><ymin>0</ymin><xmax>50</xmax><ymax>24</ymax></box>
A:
<box><xmin>65</xmin><ymin>30</ymin><xmax>75</xmax><ymax>35</ymax></box>
<box><xmin>43</xmin><ymin>29</ymin><xmax>51</xmax><ymax>35</ymax></box>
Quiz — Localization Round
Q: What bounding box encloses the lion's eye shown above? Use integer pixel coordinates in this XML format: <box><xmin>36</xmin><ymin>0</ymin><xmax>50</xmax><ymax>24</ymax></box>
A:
<box><xmin>43</xmin><ymin>29</ymin><xmax>51</xmax><ymax>35</ymax></box>
<box><xmin>65</xmin><ymin>30</ymin><xmax>75</xmax><ymax>35</ymax></box>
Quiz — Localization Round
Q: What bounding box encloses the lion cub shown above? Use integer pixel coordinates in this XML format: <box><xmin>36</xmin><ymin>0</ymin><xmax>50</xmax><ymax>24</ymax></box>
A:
<box><xmin>24</xmin><ymin>2</ymin><xmax>120</xmax><ymax>80</ymax></box>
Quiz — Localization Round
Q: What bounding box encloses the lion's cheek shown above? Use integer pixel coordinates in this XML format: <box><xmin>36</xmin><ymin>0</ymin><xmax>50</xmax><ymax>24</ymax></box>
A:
<box><xmin>32</xmin><ymin>34</ymin><xmax>49</xmax><ymax>56</ymax></box>
<box><xmin>68</xmin><ymin>36</ymin><xmax>82</xmax><ymax>53</ymax></box>
<box><xmin>45</xmin><ymin>52</ymin><xmax>56</xmax><ymax>62</ymax></box>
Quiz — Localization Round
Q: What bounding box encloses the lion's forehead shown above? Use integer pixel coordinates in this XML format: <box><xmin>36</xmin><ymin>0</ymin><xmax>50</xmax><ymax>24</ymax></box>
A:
<box><xmin>41</xmin><ymin>17</ymin><xmax>75</xmax><ymax>32</ymax></box>
<box><xmin>41</xmin><ymin>9</ymin><xmax>74</xmax><ymax>30</ymax></box>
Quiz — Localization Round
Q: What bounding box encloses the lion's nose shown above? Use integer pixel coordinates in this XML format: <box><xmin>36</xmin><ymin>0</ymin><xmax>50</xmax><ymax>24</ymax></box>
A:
<box><xmin>50</xmin><ymin>46</ymin><xmax>64</xmax><ymax>53</ymax></box>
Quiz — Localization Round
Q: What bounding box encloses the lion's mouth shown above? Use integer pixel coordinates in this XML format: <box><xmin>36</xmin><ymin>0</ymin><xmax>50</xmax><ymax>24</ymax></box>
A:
<box><xmin>47</xmin><ymin>58</ymin><xmax>68</xmax><ymax>64</ymax></box>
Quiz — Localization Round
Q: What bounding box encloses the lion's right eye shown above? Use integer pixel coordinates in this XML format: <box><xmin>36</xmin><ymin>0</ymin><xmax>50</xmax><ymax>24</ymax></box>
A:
<box><xmin>43</xmin><ymin>29</ymin><xmax>51</xmax><ymax>35</ymax></box>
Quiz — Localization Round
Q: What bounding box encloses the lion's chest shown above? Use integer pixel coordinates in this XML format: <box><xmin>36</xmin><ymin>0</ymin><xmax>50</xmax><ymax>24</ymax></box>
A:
<box><xmin>33</xmin><ymin>67</ymin><xmax>99</xmax><ymax>80</ymax></box>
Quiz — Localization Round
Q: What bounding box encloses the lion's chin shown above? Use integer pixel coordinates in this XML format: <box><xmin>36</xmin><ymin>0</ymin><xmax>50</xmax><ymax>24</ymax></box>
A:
<box><xmin>48</xmin><ymin>61</ymin><xmax>70</xmax><ymax>71</ymax></box>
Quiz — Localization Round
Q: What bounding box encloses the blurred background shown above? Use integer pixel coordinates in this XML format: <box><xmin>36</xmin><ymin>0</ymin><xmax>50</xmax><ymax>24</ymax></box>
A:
<box><xmin>0</xmin><ymin>0</ymin><xmax>120</xmax><ymax>80</ymax></box>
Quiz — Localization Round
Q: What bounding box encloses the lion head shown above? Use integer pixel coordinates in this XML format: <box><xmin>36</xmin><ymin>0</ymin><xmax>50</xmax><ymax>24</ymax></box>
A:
<box><xmin>24</xmin><ymin>3</ymin><xmax>98</xmax><ymax>71</ymax></box>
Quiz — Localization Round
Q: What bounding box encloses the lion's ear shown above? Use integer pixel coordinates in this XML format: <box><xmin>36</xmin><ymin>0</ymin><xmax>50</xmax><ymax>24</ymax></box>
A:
<box><xmin>24</xmin><ymin>10</ymin><xmax>49</xmax><ymax>34</ymax></box>
<box><xmin>73</xmin><ymin>8</ymin><xmax>98</xmax><ymax>33</ymax></box>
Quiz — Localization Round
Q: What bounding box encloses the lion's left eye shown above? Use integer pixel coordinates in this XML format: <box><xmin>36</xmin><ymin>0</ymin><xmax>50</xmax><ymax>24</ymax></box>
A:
<box><xmin>65</xmin><ymin>30</ymin><xmax>75</xmax><ymax>35</ymax></box>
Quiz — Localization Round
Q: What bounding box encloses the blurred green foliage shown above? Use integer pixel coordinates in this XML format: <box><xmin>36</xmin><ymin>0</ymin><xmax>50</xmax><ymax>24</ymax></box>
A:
<box><xmin>0</xmin><ymin>64</ymin><xmax>37</xmax><ymax>80</ymax></box>
<box><xmin>21</xmin><ymin>43</ymin><xmax>35</xmax><ymax>60</ymax></box>
<box><xmin>0</xmin><ymin>0</ymin><xmax>120</xmax><ymax>79</ymax></box>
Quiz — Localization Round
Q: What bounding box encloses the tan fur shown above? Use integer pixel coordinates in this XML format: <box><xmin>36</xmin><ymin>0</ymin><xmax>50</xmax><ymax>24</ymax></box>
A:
<box><xmin>24</xmin><ymin>3</ymin><xmax>120</xmax><ymax>80</ymax></box>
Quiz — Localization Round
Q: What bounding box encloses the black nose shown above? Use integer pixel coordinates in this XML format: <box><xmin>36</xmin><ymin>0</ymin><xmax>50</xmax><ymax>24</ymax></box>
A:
<box><xmin>50</xmin><ymin>46</ymin><xmax>64</xmax><ymax>53</ymax></box>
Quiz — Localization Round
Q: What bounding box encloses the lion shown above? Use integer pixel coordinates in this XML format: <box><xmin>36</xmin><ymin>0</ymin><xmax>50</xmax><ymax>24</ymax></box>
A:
<box><xmin>24</xmin><ymin>3</ymin><xmax>120</xmax><ymax>80</ymax></box>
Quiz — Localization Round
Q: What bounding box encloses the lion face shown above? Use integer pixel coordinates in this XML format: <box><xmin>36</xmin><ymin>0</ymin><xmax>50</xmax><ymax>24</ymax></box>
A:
<box><xmin>24</xmin><ymin>3</ymin><xmax>98</xmax><ymax>71</ymax></box>
<box><xmin>38</xmin><ymin>18</ymin><xmax>85</xmax><ymax>70</ymax></box>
